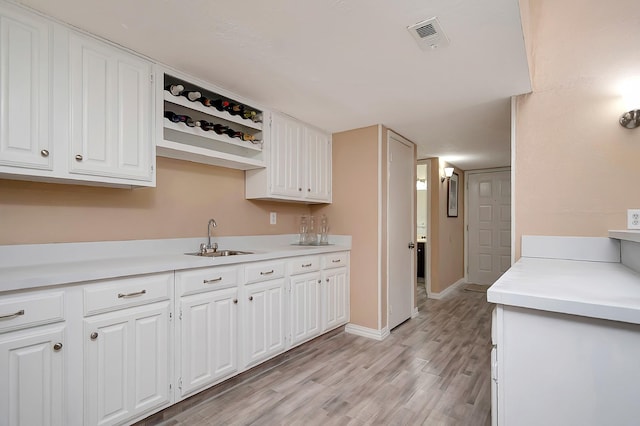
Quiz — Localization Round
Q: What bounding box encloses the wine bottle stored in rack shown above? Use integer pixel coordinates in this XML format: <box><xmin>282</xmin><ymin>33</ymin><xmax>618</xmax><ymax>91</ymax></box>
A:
<box><xmin>165</xmin><ymin>84</ymin><xmax>184</xmax><ymax>96</ymax></box>
<box><xmin>181</xmin><ymin>90</ymin><xmax>202</xmax><ymax>102</ymax></box>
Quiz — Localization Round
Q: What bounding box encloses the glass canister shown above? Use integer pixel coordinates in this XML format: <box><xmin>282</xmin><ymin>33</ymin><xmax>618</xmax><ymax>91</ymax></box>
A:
<box><xmin>299</xmin><ymin>215</ymin><xmax>308</xmax><ymax>244</ymax></box>
<box><xmin>306</xmin><ymin>215</ymin><xmax>318</xmax><ymax>245</ymax></box>
<box><xmin>319</xmin><ymin>214</ymin><xmax>329</xmax><ymax>244</ymax></box>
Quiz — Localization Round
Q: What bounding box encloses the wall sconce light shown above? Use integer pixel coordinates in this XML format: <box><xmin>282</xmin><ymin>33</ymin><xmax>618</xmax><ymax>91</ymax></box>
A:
<box><xmin>620</xmin><ymin>78</ymin><xmax>640</xmax><ymax>129</ymax></box>
<box><xmin>441</xmin><ymin>167</ymin><xmax>454</xmax><ymax>183</ymax></box>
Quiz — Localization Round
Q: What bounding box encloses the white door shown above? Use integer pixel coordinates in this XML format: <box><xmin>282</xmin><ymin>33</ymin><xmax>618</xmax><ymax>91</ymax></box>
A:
<box><xmin>243</xmin><ymin>278</ymin><xmax>286</xmax><ymax>368</ymax></box>
<box><xmin>69</xmin><ymin>32</ymin><xmax>153</xmax><ymax>181</ymax></box>
<box><xmin>0</xmin><ymin>325</ymin><xmax>65</xmax><ymax>426</ymax></box>
<box><xmin>387</xmin><ymin>132</ymin><xmax>415</xmax><ymax>330</ymax></box>
<box><xmin>270</xmin><ymin>113</ymin><xmax>303</xmax><ymax>197</ymax></box>
<box><xmin>468</xmin><ymin>171</ymin><xmax>511</xmax><ymax>285</ymax></box>
<box><xmin>0</xmin><ymin>4</ymin><xmax>53</xmax><ymax>171</ymax></box>
<box><xmin>290</xmin><ymin>273</ymin><xmax>321</xmax><ymax>345</ymax></box>
<box><xmin>179</xmin><ymin>287</ymin><xmax>238</xmax><ymax>397</ymax></box>
<box><xmin>84</xmin><ymin>301</ymin><xmax>170</xmax><ymax>426</ymax></box>
<box><xmin>323</xmin><ymin>267</ymin><xmax>348</xmax><ymax>331</ymax></box>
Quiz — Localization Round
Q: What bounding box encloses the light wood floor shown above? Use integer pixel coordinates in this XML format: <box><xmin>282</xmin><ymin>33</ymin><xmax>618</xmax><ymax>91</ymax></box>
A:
<box><xmin>138</xmin><ymin>285</ymin><xmax>493</xmax><ymax>426</ymax></box>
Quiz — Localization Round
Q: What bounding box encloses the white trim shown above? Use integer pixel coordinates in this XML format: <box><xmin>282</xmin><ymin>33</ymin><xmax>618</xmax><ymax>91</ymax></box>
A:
<box><xmin>411</xmin><ymin>306</ymin><xmax>419</xmax><ymax>318</ymax></box>
<box><xmin>511</xmin><ymin>95</ymin><xmax>517</xmax><ymax>263</ymax></box>
<box><xmin>427</xmin><ymin>278</ymin><xmax>466</xmax><ymax>300</ymax></box>
<box><xmin>345</xmin><ymin>323</ymin><xmax>390</xmax><ymax>341</ymax></box>
<box><xmin>377</xmin><ymin>125</ymin><xmax>383</xmax><ymax>332</ymax></box>
<box><xmin>417</xmin><ymin>160</ymin><xmax>432</xmax><ymax>301</ymax></box>
<box><xmin>464</xmin><ymin>168</ymin><xmax>511</xmax><ymax>285</ymax></box>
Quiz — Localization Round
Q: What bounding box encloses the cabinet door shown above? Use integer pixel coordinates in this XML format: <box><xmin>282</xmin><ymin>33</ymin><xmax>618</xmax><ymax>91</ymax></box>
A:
<box><xmin>323</xmin><ymin>267</ymin><xmax>349</xmax><ymax>331</ymax></box>
<box><xmin>84</xmin><ymin>301</ymin><xmax>170</xmax><ymax>426</ymax></box>
<box><xmin>0</xmin><ymin>325</ymin><xmax>65</xmax><ymax>426</ymax></box>
<box><xmin>0</xmin><ymin>4</ymin><xmax>52</xmax><ymax>171</ymax></box>
<box><xmin>69</xmin><ymin>31</ymin><xmax>153</xmax><ymax>182</ymax></box>
<box><xmin>290</xmin><ymin>273</ymin><xmax>322</xmax><ymax>346</ymax></box>
<box><xmin>243</xmin><ymin>278</ymin><xmax>286</xmax><ymax>368</ymax></box>
<box><xmin>179</xmin><ymin>287</ymin><xmax>238</xmax><ymax>398</ymax></box>
<box><xmin>270</xmin><ymin>113</ymin><xmax>303</xmax><ymax>197</ymax></box>
<box><xmin>305</xmin><ymin>127</ymin><xmax>331</xmax><ymax>202</ymax></box>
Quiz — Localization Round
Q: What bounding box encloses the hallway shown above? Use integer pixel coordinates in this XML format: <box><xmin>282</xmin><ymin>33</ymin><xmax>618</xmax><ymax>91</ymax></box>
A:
<box><xmin>139</xmin><ymin>285</ymin><xmax>493</xmax><ymax>425</ymax></box>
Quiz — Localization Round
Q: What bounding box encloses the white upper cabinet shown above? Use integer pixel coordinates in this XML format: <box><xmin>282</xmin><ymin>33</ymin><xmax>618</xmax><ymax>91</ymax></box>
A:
<box><xmin>68</xmin><ymin>32</ymin><xmax>153</xmax><ymax>182</ymax></box>
<box><xmin>0</xmin><ymin>2</ymin><xmax>155</xmax><ymax>187</ymax></box>
<box><xmin>0</xmin><ymin>2</ymin><xmax>52</xmax><ymax>171</ymax></box>
<box><xmin>245</xmin><ymin>112</ymin><xmax>332</xmax><ymax>204</ymax></box>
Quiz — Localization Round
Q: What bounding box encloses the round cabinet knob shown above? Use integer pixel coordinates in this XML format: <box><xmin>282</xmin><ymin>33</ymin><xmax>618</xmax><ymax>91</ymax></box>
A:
<box><xmin>233</xmin><ymin>299</ymin><xmax>238</xmax><ymax>304</ymax></box>
<box><xmin>298</xmin><ymin>188</ymin><xmax>302</xmax><ymax>192</ymax></box>
<box><xmin>75</xmin><ymin>154</ymin><xmax>83</xmax><ymax>161</ymax></box>
<box><xmin>40</xmin><ymin>149</ymin><xmax>49</xmax><ymax>157</ymax></box>
<box><xmin>326</xmin><ymin>278</ymin><xmax>329</xmax><ymax>282</ymax></box>
<box><xmin>308</xmin><ymin>188</ymin><xmax>311</xmax><ymax>192</ymax></box>
<box><xmin>53</xmin><ymin>342</ymin><xmax>63</xmax><ymax>351</ymax></box>
<box><xmin>249</xmin><ymin>296</ymin><xmax>254</xmax><ymax>301</ymax></box>
<box><xmin>318</xmin><ymin>280</ymin><xmax>321</xmax><ymax>284</ymax></box>
<box><xmin>90</xmin><ymin>332</ymin><xmax>98</xmax><ymax>340</ymax></box>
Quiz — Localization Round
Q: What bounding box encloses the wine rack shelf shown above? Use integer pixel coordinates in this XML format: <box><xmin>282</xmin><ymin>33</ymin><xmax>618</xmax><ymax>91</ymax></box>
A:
<box><xmin>157</xmin><ymin>70</ymin><xmax>267</xmax><ymax>170</ymax></box>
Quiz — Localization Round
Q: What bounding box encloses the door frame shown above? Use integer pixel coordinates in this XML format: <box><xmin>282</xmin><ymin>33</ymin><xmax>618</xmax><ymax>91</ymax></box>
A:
<box><xmin>417</xmin><ymin>160</ymin><xmax>431</xmax><ymax>296</ymax></box>
<box><xmin>386</xmin><ymin>130</ymin><xmax>416</xmax><ymax>329</ymax></box>
<box><xmin>464</xmin><ymin>167</ymin><xmax>511</xmax><ymax>283</ymax></box>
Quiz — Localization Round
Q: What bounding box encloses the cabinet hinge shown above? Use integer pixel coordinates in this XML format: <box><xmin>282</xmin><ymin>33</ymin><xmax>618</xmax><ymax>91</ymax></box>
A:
<box><xmin>179</xmin><ymin>309</ymin><xmax>183</xmax><ymax>320</ymax></box>
<box><xmin>169</xmin><ymin>312</ymin><xmax>172</xmax><ymax>321</ymax></box>
<box><xmin>178</xmin><ymin>378</ymin><xmax>182</xmax><ymax>390</ymax></box>
<box><xmin>169</xmin><ymin>383</ymin><xmax>172</xmax><ymax>391</ymax></box>
<box><xmin>150</xmin><ymin>73</ymin><xmax>154</xmax><ymax>83</ymax></box>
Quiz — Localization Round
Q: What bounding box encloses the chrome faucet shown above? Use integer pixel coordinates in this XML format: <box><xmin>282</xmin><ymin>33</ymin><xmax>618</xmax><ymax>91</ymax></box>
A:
<box><xmin>206</xmin><ymin>219</ymin><xmax>218</xmax><ymax>252</ymax></box>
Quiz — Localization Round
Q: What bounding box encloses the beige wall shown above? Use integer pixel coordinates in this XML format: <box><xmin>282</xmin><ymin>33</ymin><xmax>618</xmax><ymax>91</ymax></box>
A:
<box><xmin>426</xmin><ymin>159</ymin><xmax>465</xmax><ymax>293</ymax></box>
<box><xmin>312</xmin><ymin>125</ymin><xmax>380</xmax><ymax>330</ymax></box>
<box><xmin>515</xmin><ymin>0</ymin><xmax>640</xmax><ymax>257</ymax></box>
<box><xmin>0</xmin><ymin>157</ymin><xmax>310</xmax><ymax>245</ymax></box>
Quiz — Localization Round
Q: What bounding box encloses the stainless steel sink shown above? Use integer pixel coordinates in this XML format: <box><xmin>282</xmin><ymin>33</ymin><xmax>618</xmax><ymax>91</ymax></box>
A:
<box><xmin>186</xmin><ymin>250</ymin><xmax>253</xmax><ymax>258</ymax></box>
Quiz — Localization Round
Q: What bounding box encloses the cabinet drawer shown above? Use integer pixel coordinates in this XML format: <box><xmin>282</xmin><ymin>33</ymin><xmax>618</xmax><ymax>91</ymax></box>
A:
<box><xmin>244</xmin><ymin>261</ymin><xmax>286</xmax><ymax>284</ymax></box>
<box><xmin>288</xmin><ymin>256</ymin><xmax>320</xmax><ymax>275</ymax></box>
<box><xmin>176</xmin><ymin>266</ymin><xmax>238</xmax><ymax>297</ymax></box>
<box><xmin>0</xmin><ymin>291</ymin><xmax>64</xmax><ymax>333</ymax></box>
<box><xmin>84</xmin><ymin>272</ymin><xmax>172</xmax><ymax>316</ymax></box>
<box><xmin>322</xmin><ymin>252</ymin><xmax>349</xmax><ymax>269</ymax></box>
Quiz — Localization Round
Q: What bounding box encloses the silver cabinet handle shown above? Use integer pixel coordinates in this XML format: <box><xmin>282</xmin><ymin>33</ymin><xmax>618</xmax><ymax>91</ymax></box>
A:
<box><xmin>203</xmin><ymin>277</ymin><xmax>222</xmax><ymax>284</ymax></box>
<box><xmin>75</xmin><ymin>154</ymin><xmax>83</xmax><ymax>161</ymax></box>
<box><xmin>331</xmin><ymin>259</ymin><xmax>341</xmax><ymax>263</ymax></box>
<box><xmin>53</xmin><ymin>342</ymin><xmax>63</xmax><ymax>351</ymax></box>
<box><xmin>0</xmin><ymin>309</ymin><xmax>24</xmax><ymax>320</ymax></box>
<box><xmin>260</xmin><ymin>270</ymin><xmax>274</xmax><ymax>275</ymax></box>
<box><xmin>40</xmin><ymin>149</ymin><xmax>49</xmax><ymax>157</ymax></box>
<box><xmin>301</xmin><ymin>263</ymin><xmax>312</xmax><ymax>268</ymax></box>
<box><xmin>117</xmin><ymin>289</ymin><xmax>146</xmax><ymax>298</ymax></box>
<box><xmin>90</xmin><ymin>332</ymin><xmax>98</xmax><ymax>340</ymax></box>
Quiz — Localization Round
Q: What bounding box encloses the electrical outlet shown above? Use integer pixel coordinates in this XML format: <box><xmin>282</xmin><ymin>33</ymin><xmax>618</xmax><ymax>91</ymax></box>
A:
<box><xmin>270</xmin><ymin>212</ymin><xmax>277</xmax><ymax>225</ymax></box>
<box><xmin>628</xmin><ymin>209</ymin><xmax>640</xmax><ymax>229</ymax></box>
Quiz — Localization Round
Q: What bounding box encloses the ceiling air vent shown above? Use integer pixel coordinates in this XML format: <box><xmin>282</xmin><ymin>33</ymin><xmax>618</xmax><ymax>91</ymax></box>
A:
<box><xmin>407</xmin><ymin>17</ymin><xmax>449</xmax><ymax>50</ymax></box>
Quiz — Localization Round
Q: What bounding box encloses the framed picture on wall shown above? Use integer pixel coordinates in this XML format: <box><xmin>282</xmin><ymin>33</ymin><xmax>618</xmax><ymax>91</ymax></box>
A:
<box><xmin>447</xmin><ymin>172</ymin><xmax>459</xmax><ymax>217</ymax></box>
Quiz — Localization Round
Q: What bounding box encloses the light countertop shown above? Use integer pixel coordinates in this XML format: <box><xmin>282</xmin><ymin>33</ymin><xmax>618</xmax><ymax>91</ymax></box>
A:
<box><xmin>487</xmin><ymin>257</ymin><xmax>640</xmax><ymax>325</ymax></box>
<box><xmin>0</xmin><ymin>235</ymin><xmax>351</xmax><ymax>293</ymax></box>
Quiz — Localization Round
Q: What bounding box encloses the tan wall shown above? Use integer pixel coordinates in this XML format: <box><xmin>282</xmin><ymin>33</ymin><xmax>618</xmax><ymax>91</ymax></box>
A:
<box><xmin>427</xmin><ymin>160</ymin><xmax>465</xmax><ymax>293</ymax></box>
<box><xmin>515</xmin><ymin>0</ymin><xmax>640</xmax><ymax>258</ymax></box>
<box><xmin>312</xmin><ymin>125</ymin><xmax>380</xmax><ymax>330</ymax></box>
<box><xmin>0</xmin><ymin>157</ymin><xmax>309</xmax><ymax>245</ymax></box>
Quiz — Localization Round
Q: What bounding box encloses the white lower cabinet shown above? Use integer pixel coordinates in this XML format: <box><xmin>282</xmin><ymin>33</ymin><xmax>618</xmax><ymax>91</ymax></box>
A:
<box><xmin>322</xmin><ymin>252</ymin><xmax>350</xmax><ymax>331</ymax></box>
<box><xmin>242</xmin><ymin>261</ymin><xmax>287</xmax><ymax>369</ymax></box>
<box><xmin>175</xmin><ymin>264</ymin><xmax>239</xmax><ymax>400</ymax></box>
<box><xmin>0</xmin><ymin>325</ymin><xmax>65</xmax><ymax>426</ymax></box>
<box><xmin>290</xmin><ymin>273</ymin><xmax>322</xmax><ymax>346</ymax></box>
<box><xmin>82</xmin><ymin>273</ymin><xmax>173</xmax><ymax>426</ymax></box>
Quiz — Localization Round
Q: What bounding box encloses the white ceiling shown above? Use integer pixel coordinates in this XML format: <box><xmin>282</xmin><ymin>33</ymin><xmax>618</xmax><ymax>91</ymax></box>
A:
<box><xmin>19</xmin><ymin>0</ymin><xmax>531</xmax><ymax>170</ymax></box>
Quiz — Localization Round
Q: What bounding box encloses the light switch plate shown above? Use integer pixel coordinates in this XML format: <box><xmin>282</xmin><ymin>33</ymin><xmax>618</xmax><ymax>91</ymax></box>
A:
<box><xmin>270</xmin><ymin>212</ymin><xmax>277</xmax><ymax>225</ymax></box>
<box><xmin>628</xmin><ymin>209</ymin><xmax>640</xmax><ymax>229</ymax></box>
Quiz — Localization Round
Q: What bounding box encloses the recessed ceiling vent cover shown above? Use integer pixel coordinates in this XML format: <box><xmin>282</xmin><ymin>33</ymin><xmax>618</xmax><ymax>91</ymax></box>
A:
<box><xmin>408</xmin><ymin>17</ymin><xmax>449</xmax><ymax>50</ymax></box>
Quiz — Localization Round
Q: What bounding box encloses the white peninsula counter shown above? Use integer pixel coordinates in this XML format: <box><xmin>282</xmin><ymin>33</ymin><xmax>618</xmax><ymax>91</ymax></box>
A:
<box><xmin>487</xmin><ymin>234</ymin><xmax>640</xmax><ymax>426</ymax></box>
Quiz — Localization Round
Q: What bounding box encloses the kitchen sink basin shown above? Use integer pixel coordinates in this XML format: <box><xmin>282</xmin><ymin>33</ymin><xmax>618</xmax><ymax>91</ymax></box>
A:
<box><xmin>186</xmin><ymin>250</ymin><xmax>253</xmax><ymax>258</ymax></box>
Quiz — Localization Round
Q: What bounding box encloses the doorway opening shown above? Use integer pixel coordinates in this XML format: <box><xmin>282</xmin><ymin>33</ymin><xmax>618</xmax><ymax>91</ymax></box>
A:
<box><xmin>416</xmin><ymin>161</ymin><xmax>430</xmax><ymax>294</ymax></box>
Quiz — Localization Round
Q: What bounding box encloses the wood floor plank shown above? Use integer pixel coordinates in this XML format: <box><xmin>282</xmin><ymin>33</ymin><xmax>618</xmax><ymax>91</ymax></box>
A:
<box><xmin>136</xmin><ymin>285</ymin><xmax>493</xmax><ymax>426</ymax></box>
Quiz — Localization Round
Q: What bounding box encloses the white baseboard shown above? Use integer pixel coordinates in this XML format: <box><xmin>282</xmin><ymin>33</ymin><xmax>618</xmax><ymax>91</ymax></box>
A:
<box><xmin>428</xmin><ymin>278</ymin><xmax>466</xmax><ymax>300</ymax></box>
<box><xmin>345</xmin><ymin>323</ymin><xmax>390</xmax><ymax>341</ymax></box>
<box><xmin>411</xmin><ymin>306</ymin><xmax>419</xmax><ymax>318</ymax></box>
